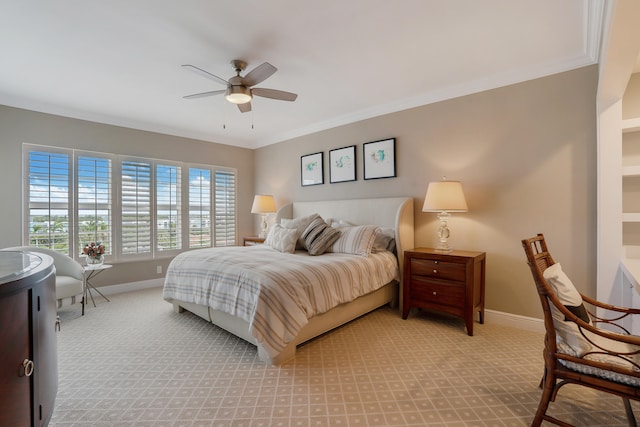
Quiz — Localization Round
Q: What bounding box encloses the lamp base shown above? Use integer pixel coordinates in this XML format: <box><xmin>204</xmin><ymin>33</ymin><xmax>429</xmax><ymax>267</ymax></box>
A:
<box><xmin>259</xmin><ymin>214</ymin><xmax>269</xmax><ymax>239</ymax></box>
<box><xmin>435</xmin><ymin>211</ymin><xmax>453</xmax><ymax>253</ymax></box>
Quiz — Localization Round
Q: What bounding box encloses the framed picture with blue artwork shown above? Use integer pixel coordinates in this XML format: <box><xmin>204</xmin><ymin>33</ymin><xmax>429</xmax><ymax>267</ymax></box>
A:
<box><xmin>329</xmin><ymin>145</ymin><xmax>356</xmax><ymax>183</ymax></box>
<box><xmin>363</xmin><ymin>138</ymin><xmax>396</xmax><ymax>180</ymax></box>
<box><xmin>301</xmin><ymin>152</ymin><xmax>324</xmax><ymax>186</ymax></box>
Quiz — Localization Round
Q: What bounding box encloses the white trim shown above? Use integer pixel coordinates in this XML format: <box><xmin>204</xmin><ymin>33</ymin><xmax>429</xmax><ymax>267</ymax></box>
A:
<box><xmin>93</xmin><ymin>279</ymin><xmax>547</xmax><ymax>335</ymax></box>
<box><xmin>97</xmin><ymin>278</ymin><xmax>164</xmax><ymax>296</ymax></box>
<box><xmin>484</xmin><ymin>309</ymin><xmax>544</xmax><ymax>334</ymax></box>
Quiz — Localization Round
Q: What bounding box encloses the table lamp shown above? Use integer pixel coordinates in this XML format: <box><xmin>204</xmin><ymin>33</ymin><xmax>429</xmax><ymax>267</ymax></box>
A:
<box><xmin>422</xmin><ymin>179</ymin><xmax>468</xmax><ymax>252</ymax></box>
<box><xmin>251</xmin><ymin>195</ymin><xmax>277</xmax><ymax>238</ymax></box>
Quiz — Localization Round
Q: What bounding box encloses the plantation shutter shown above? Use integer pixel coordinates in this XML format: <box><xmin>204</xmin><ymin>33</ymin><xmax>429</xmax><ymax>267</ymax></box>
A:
<box><xmin>214</xmin><ymin>169</ymin><xmax>237</xmax><ymax>246</ymax></box>
<box><xmin>188</xmin><ymin>167</ymin><xmax>211</xmax><ymax>248</ymax></box>
<box><xmin>77</xmin><ymin>155</ymin><xmax>112</xmax><ymax>256</ymax></box>
<box><xmin>156</xmin><ymin>164</ymin><xmax>182</xmax><ymax>251</ymax></box>
<box><xmin>26</xmin><ymin>150</ymin><xmax>71</xmax><ymax>253</ymax></box>
<box><xmin>121</xmin><ymin>160</ymin><xmax>151</xmax><ymax>255</ymax></box>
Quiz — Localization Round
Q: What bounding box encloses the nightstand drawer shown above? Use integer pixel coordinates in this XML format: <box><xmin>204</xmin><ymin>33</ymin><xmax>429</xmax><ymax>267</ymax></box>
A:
<box><xmin>411</xmin><ymin>278</ymin><xmax>464</xmax><ymax>308</ymax></box>
<box><xmin>403</xmin><ymin>248</ymin><xmax>486</xmax><ymax>336</ymax></box>
<box><xmin>410</xmin><ymin>258</ymin><xmax>465</xmax><ymax>282</ymax></box>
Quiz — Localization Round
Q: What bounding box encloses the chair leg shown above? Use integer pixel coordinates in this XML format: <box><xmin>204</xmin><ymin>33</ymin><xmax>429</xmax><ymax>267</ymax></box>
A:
<box><xmin>623</xmin><ymin>398</ymin><xmax>637</xmax><ymax>427</ymax></box>
<box><xmin>532</xmin><ymin>369</ymin><xmax>555</xmax><ymax>427</ymax></box>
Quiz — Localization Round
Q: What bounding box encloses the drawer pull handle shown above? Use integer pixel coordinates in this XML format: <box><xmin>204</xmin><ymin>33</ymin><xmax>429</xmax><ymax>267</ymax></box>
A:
<box><xmin>434</xmin><ymin>261</ymin><xmax>438</xmax><ymax>264</ymax></box>
<box><xmin>22</xmin><ymin>359</ymin><xmax>34</xmax><ymax>377</ymax></box>
<box><xmin>433</xmin><ymin>291</ymin><xmax>437</xmax><ymax>296</ymax></box>
<box><xmin>433</xmin><ymin>269</ymin><xmax>438</xmax><ymax>274</ymax></box>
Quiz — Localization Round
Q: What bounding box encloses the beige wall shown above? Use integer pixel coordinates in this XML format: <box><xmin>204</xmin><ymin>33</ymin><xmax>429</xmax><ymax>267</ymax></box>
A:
<box><xmin>623</xmin><ymin>73</ymin><xmax>640</xmax><ymax>118</ymax></box>
<box><xmin>0</xmin><ymin>105</ymin><xmax>254</xmax><ymax>287</ymax></box>
<box><xmin>255</xmin><ymin>65</ymin><xmax>598</xmax><ymax>319</ymax></box>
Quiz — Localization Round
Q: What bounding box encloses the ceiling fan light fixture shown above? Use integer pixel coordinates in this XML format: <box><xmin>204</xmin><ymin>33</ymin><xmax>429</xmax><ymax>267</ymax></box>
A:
<box><xmin>225</xmin><ymin>86</ymin><xmax>252</xmax><ymax>104</ymax></box>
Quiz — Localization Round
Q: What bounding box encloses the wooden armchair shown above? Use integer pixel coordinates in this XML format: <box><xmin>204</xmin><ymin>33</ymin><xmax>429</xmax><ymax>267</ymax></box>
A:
<box><xmin>522</xmin><ymin>233</ymin><xmax>640</xmax><ymax>426</ymax></box>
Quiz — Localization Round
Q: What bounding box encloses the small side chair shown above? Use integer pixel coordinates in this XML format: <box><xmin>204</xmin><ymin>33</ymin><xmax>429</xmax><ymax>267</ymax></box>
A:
<box><xmin>522</xmin><ymin>234</ymin><xmax>640</xmax><ymax>426</ymax></box>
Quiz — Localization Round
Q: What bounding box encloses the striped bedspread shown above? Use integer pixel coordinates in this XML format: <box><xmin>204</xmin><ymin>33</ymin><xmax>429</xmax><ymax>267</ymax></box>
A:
<box><xmin>163</xmin><ymin>245</ymin><xmax>398</xmax><ymax>360</ymax></box>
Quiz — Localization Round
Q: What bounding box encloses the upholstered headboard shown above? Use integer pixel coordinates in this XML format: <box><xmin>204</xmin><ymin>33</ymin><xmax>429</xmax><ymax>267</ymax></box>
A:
<box><xmin>274</xmin><ymin>197</ymin><xmax>415</xmax><ymax>279</ymax></box>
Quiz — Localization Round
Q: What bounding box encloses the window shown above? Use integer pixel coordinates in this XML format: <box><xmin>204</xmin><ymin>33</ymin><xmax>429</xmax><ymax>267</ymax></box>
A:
<box><xmin>77</xmin><ymin>155</ymin><xmax>112</xmax><ymax>256</ymax></box>
<box><xmin>25</xmin><ymin>149</ymin><xmax>71</xmax><ymax>253</ymax></box>
<box><xmin>214</xmin><ymin>169</ymin><xmax>237</xmax><ymax>246</ymax></box>
<box><xmin>156</xmin><ymin>164</ymin><xmax>181</xmax><ymax>252</ymax></box>
<box><xmin>188</xmin><ymin>167</ymin><xmax>211</xmax><ymax>248</ymax></box>
<box><xmin>121</xmin><ymin>160</ymin><xmax>152</xmax><ymax>255</ymax></box>
<box><xmin>23</xmin><ymin>144</ymin><xmax>237</xmax><ymax>260</ymax></box>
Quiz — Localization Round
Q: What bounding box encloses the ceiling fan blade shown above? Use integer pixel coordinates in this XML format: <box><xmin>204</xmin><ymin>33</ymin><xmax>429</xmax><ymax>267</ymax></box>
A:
<box><xmin>251</xmin><ymin>88</ymin><xmax>298</xmax><ymax>102</ymax></box>
<box><xmin>241</xmin><ymin>62</ymin><xmax>277</xmax><ymax>87</ymax></box>
<box><xmin>182</xmin><ymin>64</ymin><xmax>228</xmax><ymax>86</ymax></box>
<box><xmin>183</xmin><ymin>89</ymin><xmax>226</xmax><ymax>99</ymax></box>
<box><xmin>238</xmin><ymin>102</ymin><xmax>252</xmax><ymax>113</ymax></box>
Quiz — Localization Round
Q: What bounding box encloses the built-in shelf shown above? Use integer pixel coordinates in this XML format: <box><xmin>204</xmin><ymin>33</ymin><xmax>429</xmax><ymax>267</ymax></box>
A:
<box><xmin>623</xmin><ymin>165</ymin><xmax>640</xmax><ymax>176</ymax></box>
<box><xmin>623</xmin><ymin>118</ymin><xmax>640</xmax><ymax>133</ymax></box>
<box><xmin>623</xmin><ymin>213</ymin><xmax>640</xmax><ymax>222</ymax></box>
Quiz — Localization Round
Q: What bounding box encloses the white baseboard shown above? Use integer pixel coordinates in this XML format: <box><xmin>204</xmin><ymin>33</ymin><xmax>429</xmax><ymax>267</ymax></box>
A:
<box><xmin>95</xmin><ymin>280</ymin><xmax>546</xmax><ymax>334</ymax></box>
<box><xmin>97</xmin><ymin>278</ymin><xmax>164</xmax><ymax>296</ymax></box>
<box><xmin>484</xmin><ymin>309</ymin><xmax>544</xmax><ymax>333</ymax></box>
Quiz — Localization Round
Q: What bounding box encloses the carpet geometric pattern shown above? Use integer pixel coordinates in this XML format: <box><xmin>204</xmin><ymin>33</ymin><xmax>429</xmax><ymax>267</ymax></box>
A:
<box><xmin>50</xmin><ymin>287</ymin><xmax>637</xmax><ymax>426</ymax></box>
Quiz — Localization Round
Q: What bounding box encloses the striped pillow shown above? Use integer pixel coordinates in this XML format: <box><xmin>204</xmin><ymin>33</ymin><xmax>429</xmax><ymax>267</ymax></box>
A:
<box><xmin>301</xmin><ymin>217</ymin><xmax>341</xmax><ymax>256</ymax></box>
<box><xmin>328</xmin><ymin>225</ymin><xmax>380</xmax><ymax>257</ymax></box>
<box><xmin>280</xmin><ymin>213</ymin><xmax>321</xmax><ymax>250</ymax></box>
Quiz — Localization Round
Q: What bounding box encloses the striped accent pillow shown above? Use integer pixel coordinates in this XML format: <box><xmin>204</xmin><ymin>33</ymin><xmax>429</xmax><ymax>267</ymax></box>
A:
<box><xmin>301</xmin><ymin>217</ymin><xmax>341</xmax><ymax>256</ymax></box>
<box><xmin>328</xmin><ymin>225</ymin><xmax>380</xmax><ymax>257</ymax></box>
<box><xmin>281</xmin><ymin>213</ymin><xmax>321</xmax><ymax>250</ymax></box>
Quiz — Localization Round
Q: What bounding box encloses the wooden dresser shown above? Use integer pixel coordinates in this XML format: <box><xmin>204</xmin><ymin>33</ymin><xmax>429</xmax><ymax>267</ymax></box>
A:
<box><xmin>402</xmin><ymin>247</ymin><xmax>486</xmax><ymax>336</ymax></box>
<box><xmin>0</xmin><ymin>251</ymin><xmax>58</xmax><ymax>426</ymax></box>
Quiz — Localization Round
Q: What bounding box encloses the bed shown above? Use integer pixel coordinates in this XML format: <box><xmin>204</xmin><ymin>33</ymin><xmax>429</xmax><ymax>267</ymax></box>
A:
<box><xmin>163</xmin><ymin>197</ymin><xmax>414</xmax><ymax>364</ymax></box>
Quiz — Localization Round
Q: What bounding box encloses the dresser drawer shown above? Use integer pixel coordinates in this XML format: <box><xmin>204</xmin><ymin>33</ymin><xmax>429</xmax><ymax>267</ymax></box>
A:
<box><xmin>410</xmin><ymin>277</ymin><xmax>464</xmax><ymax>308</ymax></box>
<box><xmin>410</xmin><ymin>258</ymin><xmax>466</xmax><ymax>282</ymax></box>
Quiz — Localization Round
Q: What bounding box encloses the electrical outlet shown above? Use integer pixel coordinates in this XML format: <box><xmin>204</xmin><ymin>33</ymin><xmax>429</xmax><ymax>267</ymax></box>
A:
<box><xmin>156</xmin><ymin>265</ymin><xmax>162</xmax><ymax>274</ymax></box>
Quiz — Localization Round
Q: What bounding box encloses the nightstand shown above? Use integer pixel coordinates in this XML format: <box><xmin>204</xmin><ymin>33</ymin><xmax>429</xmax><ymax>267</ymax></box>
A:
<box><xmin>243</xmin><ymin>236</ymin><xmax>265</xmax><ymax>246</ymax></box>
<box><xmin>402</xmin><ymin>248</ymin><xmax>486</xmax><ymax>336</ymax></box>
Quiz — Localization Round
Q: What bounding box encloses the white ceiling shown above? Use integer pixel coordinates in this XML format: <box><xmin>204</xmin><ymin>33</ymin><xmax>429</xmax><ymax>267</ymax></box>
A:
<box><xmin>0</xmin><ymin>1</ymin><xmax>605</xmax><ymax>149</ymax></box>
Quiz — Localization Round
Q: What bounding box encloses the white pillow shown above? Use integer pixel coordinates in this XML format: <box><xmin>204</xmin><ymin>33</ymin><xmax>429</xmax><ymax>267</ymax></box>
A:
<box><xmin>280</xmin><ymin>213</ymin><xmax>321</xmax><ymax>249</ymax></box>
<box><xmin>327</xmin><ymin>225</ymin><xmax>380</xmax><ymax>257</ymax></box>
<box><xmin>265</xmin><ymin>224</ymin><xmax>299</xmax><ymax>253</ymax></box>
<box><xmin>543</xmin><ymin>263</ymin><xmax>592</xmax><ymax>355</ymax></box>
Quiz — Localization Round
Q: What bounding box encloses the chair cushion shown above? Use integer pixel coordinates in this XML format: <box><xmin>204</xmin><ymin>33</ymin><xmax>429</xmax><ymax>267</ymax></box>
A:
<box><xmin>557</xmin><ymin>340</ymin><xmax>640</xmax><ymax>387</ymax></box>
<box><xmin>55</xmin><ymin>275</ymin><xmax>84</xmax><ymax>300</ymax></box>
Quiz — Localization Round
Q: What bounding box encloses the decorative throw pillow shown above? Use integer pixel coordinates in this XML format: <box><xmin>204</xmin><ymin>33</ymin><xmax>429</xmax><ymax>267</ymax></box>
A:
<box><xmin>280</xmin><ymin>213</ymin><xmax>321</xmax><ymax>249</ymax></box>
<box><xmin>328</xmin><ymin>225</ymin><xmax>380</xmax><ymax>257</ymax></box>
<box><xmin>543</xmin><ymin>263</ymin><xmax>591</xmax><ymax>323</ymax></box>
<box><xmin>372</xmin><ymin>227</ymin><xmax>396</xmax><ymax>253</ymax></box>
<box><xmin>543</xmin><ymin>263</ymin><xmax>593</xmax><ymax>355</ymax></box>
<box><xmin>301</xmin><ymin>217</ymin><xmax>341</xmax><ymax>256</ymax></box>
<box><xmin>265</xmin><ymin>224</ymin><xmax>299</xmax><ymax>253</ymax></box>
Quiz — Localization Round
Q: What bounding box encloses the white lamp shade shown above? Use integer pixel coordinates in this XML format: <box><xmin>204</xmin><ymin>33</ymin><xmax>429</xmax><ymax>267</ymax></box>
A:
<box><xmin>422</xmin><ymin>181</ymin><xmax>468</xmax><ymax>212</ymax></box>
<box><xmin>251</xmin><ymin>195</ymin><xmax>276</xmax><ymax>214</ymax></box>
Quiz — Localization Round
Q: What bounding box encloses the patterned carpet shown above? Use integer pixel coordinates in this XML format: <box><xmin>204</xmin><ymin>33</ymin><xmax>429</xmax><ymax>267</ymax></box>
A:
<box><xmin>50</xmin><ymin>287</ymin><xmax>636</xmax><ymax>426</ymax></box>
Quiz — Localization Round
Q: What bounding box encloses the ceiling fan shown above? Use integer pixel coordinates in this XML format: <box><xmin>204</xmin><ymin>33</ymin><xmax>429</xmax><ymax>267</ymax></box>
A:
<box><xmin>182</xmin><ymin>60</ymin><xmax>298</xmax><ymax>113</ymax></box>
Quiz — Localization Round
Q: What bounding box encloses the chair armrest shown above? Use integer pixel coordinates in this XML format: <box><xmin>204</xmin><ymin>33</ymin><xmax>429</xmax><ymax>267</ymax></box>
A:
<box><xmin>581</xmin><ymin>293</ymin><xmax>640</xmax><ymax>315</ymax></box>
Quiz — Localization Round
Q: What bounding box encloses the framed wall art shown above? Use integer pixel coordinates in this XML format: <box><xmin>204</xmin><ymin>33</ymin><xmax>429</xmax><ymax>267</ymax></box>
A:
<box><xmin>363</xmin><ymin>138</ymin><xmax>396</xmax><ymax>180</ymax></box>
<box><xmin>301</xmin><ymin>152</ymin><xmax>324</xmax><ymax>186</ymax></box>
<box><xmin>329</xmin><ymin>145</ymin><xmax>356</xmax><ymax>183</ymax></box>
